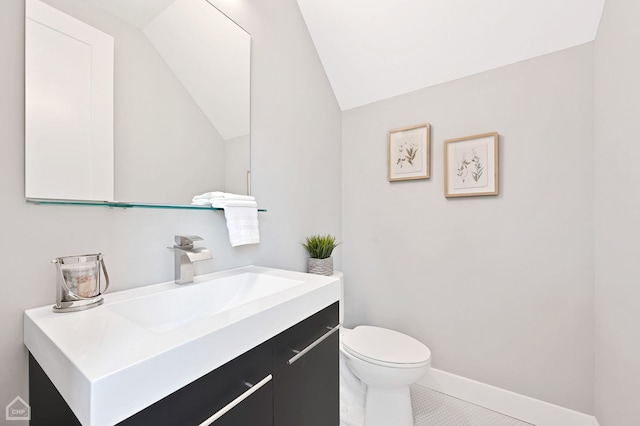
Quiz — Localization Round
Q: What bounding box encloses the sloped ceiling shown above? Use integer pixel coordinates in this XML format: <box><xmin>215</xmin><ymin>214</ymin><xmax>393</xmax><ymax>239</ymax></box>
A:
<box><xmin>89</xmin><ymin>0</ymin><xmax>250</xmax><ymax>140</ymax></box>
<box><xmin>296</xmin><ymin>0</ymin><xmax>605</xmax><ymax>111</ymax></box>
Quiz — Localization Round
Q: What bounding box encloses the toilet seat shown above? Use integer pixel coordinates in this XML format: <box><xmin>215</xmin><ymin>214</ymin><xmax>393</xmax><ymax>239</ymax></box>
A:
<box><xmin>341</xmin><ymin>326</ymin><xmax>431</xmax><ymax>369</ymax></box>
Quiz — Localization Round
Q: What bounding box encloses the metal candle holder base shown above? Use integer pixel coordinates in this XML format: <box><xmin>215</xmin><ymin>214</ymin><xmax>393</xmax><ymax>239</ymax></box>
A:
<box><xmin>52</xmin><ymin>297</ymin><xmax>104</xmax><ymax>313</ymax></box>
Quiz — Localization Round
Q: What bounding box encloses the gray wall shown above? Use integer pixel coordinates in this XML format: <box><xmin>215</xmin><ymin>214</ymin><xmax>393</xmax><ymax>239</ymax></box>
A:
<box><xmin>342</xmin><ymin>45</ymin><xmax>595</xmax><ymax>413</ymax></box>
<box><xmin>594</xmin><ymin>0</ymin><xmax>640</xmax><ymax>424</ymax></box>
<box><xmin>0</xmin><ymin>0</ymin><xmax>341</xmax><ymax>411</ymax></box>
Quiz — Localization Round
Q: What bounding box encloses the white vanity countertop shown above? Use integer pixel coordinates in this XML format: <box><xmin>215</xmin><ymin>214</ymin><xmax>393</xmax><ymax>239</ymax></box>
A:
<box><xmin>24</xmin><ymin>266</ymin><xmax>341</xmax><ymax>426</ymax></box>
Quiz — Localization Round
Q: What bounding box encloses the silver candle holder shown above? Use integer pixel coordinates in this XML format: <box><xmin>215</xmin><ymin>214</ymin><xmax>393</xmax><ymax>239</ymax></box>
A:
<box><xmin>51</xmin><ymin>253</ymin><xmax>110</xmax><ymax>313</ymax></box>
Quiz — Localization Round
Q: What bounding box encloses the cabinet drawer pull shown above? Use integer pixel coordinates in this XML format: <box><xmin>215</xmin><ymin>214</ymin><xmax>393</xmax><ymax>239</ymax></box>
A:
<box><xmin>288</xmin><ymin>324</ymin><xmax>341</xmax><ymax>365</ymax></box>
<box><xmin>198</xmin><ymin>374</ymin><xmax>272</xmax><ymax>425</ymax></box>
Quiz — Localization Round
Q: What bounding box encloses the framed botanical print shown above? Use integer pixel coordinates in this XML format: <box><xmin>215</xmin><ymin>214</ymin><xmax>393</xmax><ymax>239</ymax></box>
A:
<box><xmin>444</xmin><ymin>132</ymin><xmax>499</xmax><ymax>197</ymax></box>
<box><xmin>388</xmin><ymin>123</ymin><xmax>431</xmax><ymax>182</ymax></box>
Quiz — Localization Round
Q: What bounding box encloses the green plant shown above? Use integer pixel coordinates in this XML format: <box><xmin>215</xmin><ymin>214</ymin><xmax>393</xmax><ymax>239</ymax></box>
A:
<box><xmin>301</xmin><ymin>234</ymin><xmax>339</xmax><ymax>259</ymax></box>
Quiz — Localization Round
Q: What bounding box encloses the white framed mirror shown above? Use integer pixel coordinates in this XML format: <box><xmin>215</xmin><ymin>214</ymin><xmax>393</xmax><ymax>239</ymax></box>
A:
<box><xmin>25</xmin><ymin>0</ymin><xmax>251</xmax><ymax>206</ymax></box>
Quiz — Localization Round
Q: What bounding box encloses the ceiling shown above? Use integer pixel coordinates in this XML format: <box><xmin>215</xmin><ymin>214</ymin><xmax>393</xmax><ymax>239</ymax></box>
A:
<box><xmin>296</xmin><ymin>0</ymin><xmax>606</xmax><ymax>111</ymax></box>
<box><xmin>87</xmin><ymin>0</ymin><xmax>250</xmax><ymax>139</ymax></box>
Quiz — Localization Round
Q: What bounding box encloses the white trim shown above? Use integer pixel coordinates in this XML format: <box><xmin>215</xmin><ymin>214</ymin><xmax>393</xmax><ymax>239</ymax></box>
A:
<box><xmin>418</xmin><ymin>369</ymin><xmax>598</xmax><ymax>426</ymax></box>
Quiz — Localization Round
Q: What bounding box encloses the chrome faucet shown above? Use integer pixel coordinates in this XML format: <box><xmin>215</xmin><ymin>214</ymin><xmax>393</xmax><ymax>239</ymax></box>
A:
<box><xmin>170</xmin><ymin>235</ymin><xmax>212</xmax><ymax>284</ymax></box>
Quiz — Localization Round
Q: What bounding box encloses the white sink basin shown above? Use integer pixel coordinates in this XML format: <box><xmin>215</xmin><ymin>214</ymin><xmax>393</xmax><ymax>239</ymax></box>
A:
<box><xmin>107</xmin><ymin>272</ymin><xmax>303</xmax><ymax>332</ymax></box>
<box><xmin>24</xmin><ymin>266</ymin><xmax>340</xmax><ymax>426</ymax></box>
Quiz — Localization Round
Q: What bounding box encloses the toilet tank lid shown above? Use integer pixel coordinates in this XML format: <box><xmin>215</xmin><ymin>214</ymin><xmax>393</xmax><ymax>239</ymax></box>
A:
<box><xmin>342</xmin><ymin>325</ymin><xmax>431</xmax><ymax>365</ymax></box>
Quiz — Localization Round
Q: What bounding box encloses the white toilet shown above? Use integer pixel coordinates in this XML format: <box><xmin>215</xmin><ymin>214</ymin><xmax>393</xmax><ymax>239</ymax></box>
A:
<box><xmin>337</xmin><ymin>274</ymin><xmax>431</xmax><ymax>426</ymax></box>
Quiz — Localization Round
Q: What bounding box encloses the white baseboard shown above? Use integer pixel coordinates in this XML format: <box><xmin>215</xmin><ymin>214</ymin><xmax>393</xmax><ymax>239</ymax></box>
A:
<box><xmin>418</xmin><ymin>369</ymin><xmax>598</xmax><ymax>426</ymax></box>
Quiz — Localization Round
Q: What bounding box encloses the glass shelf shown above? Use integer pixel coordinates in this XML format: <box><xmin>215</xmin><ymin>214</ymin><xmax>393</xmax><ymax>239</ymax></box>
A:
<box><xmin>27</xmin><ymin>199</ymin><xmax>267</xmax><ymax>212</ymax></box>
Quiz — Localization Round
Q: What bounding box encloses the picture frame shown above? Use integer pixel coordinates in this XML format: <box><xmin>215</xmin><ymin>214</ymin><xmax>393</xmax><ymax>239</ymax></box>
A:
<box><xmin>444</xmin><ymin>132</ymin><xmax>499</xmax><ymax>198</ymax></box>
<box><xmin>387</xmin><ymin>123</ymin><xmax>431</xmax><ymax>182</ymax></box>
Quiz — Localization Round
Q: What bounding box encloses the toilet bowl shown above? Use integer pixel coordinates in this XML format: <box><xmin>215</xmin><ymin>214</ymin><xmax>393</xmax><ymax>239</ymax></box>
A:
<box><xmin>335</xmin><ymin>272</ymin><xmax>431</xmax><ymax>426</ymax></box>
<box><xmin>340</xmin><ymin>326</ymin><xmax>431</xmax><ymax>426</ymax></box>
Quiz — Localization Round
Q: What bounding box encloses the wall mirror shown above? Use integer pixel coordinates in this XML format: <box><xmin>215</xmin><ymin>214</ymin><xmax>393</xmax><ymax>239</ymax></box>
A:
<box><xmin>25</xmin><ymin>0</ymin><xmax>251</xmax><ymax>206</ymax></box>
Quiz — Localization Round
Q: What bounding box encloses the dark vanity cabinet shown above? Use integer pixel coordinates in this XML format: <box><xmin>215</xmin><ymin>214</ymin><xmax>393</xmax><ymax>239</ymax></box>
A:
<box><xmin>29</xmin><ymin>302</ymin><xmax>339</xmax><ymax>426</ymax></box>
<box><xmin>273</xmin><ymin>302</ymin><xmax>340</xmax><ymax>426</ymax></box>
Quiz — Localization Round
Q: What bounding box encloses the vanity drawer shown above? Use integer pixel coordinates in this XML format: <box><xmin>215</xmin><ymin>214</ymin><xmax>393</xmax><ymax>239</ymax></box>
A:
<box><xmin>118</xmin><ymin>339</ymin><xmax>273</xmax><ymax>426</ymax></box>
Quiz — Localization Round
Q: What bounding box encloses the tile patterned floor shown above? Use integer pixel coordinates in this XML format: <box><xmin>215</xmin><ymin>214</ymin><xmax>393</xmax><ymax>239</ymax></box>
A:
<box><xmin>410</xmin><ymin>384</ymin><xmax>534</xmax><ymax>426</ymax></box>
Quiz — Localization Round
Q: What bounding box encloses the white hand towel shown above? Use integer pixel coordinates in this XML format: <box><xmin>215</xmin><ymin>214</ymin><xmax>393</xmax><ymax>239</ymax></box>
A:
<box><xmin>223</xmin><ymin>193</ymin><xmax>255</xmax><ymax>201</ymax></box>
<box><xmin>191</xmin><ymin>191</ymin><xmax>224</xmax><ymax>205</ymax></box>
<box><xmin>223</xmin><ymin>206</ymin><xmax>260</xmax><ymax>247</ymax></box>
<box><xmin>192</xmin><ymin>192</ymin><xmax>255</xmax><ymax>204</ymax></box>
<box><xmin>211</xmin><ymin>200</ymin><xmax>258</xmax><ymax>208</ymax></box>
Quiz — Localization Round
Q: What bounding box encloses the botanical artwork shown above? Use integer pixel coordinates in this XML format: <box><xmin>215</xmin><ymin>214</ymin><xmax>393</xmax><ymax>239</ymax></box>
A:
<box><xmin>392</xmin><ymin>131</ymin><xmax>422</xmax><ymax>173</ymax></box>
<box><xmin>444</xmin><ymin>132</ymin><xmax>499</xmax><ymax>197</ymax></box>
<box><xmin>388</xmin><ymin>123</ymin><xmax>430</xmax><ymax>181</ymax></box>
<box><xmin>454</xmin><ymin>143</ymin><xmax>488</xmax><ymax>189</ymax></box>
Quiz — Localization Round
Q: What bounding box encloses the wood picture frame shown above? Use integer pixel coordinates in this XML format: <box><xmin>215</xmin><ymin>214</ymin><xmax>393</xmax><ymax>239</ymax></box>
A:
<box><xmin>387</xmin><ymin>123</ymin><xmax>431</xmax><ymax>182</ymax></box>
<box><xmin>444</xmin><ymin>132</ymin><xmax>499</xmax><ymax>198</ymax></box>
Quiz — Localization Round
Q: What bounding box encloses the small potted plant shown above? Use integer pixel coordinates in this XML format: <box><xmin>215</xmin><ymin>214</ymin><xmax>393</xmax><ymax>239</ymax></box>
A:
<box><xmin>302</xmin><ymin>234</ymin><xmax>339</xmax><ymax>276</ymax></box>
